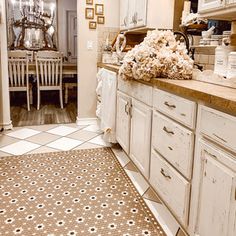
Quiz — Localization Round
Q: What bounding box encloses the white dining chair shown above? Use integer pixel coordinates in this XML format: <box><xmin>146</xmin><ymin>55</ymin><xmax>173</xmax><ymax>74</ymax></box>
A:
<box><xmin>35</xmin><ymin>51</ymin><xmax>63</xmax><ymax>110</ymax></box>
<box><xmin>8</xmin><ymin>51</ymin><xmax>31</xmax><ymax>111</ymax></box>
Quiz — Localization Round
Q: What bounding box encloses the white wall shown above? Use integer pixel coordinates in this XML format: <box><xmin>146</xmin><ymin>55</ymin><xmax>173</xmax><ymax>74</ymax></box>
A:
<box><xmin>77</xmin><ymin>0</ymin><xmax>119</xmax><ymax>119</ymax></box>
<box><xmin>58</xmin><ymin>0</ymin><xmax>77</xmax><ymax>56</ymax></box>
<box><xmin>0</xmin><ymin>0</ymin><xmax>12</xmax><ymax>130</ymax></box>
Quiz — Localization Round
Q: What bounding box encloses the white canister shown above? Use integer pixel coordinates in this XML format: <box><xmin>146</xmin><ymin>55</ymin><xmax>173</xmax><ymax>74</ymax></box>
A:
<box><xmin>227</xmin><ymin>52</ymin><xmax>236</xmax><ymax>81</ymax></box>
<box><xmin>214</xmin><ymin>46</ymin><xmax>236</xmax><ymax>77</ymax></box>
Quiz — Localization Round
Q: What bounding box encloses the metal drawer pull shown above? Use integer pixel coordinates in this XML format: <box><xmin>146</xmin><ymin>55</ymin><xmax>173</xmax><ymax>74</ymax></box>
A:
<box><xmin>163</xmin><ymin>126</ymin><xmax>174</xmax><ymax>135</ymax></box>
<box><xmin>160</xmin><ymin>168</ymin><xmax>171</xmax><ymax>180</ymax></box>
<box><xmin>168</xmin><ymin>146</ymin><xmax>173</xmax><ymax>151</ymax></box>
<box><xmin>164</xmin><ymin>101</ymin><xmax>176</xmax><ymax>109</ymax></box>
<box><xmin>125</xmin><ymin>102</ymin><xmax>129</xmax><ymax>115</ymax></box>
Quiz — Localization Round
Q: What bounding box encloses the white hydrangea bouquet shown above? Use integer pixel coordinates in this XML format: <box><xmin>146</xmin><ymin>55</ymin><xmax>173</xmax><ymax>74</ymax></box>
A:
<box><xmin>119</xmin><ymin>30</ymin><xmax>194</xmax><ymax>81</ymax></box>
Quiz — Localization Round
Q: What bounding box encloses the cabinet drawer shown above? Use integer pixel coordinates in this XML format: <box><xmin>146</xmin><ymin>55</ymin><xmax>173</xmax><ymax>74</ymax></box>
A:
<box><xmin>199</xmin><ymin>105</ymin><xmax>236</xmax><ymax>153</ymax></box>
<box><xmin>118</xmin><ymin>77</ymin><xmax>153</xmax><ymax>106</ymax></box>
<box><xmin>153</xmin><ymin>89</ymin><xmax>196</xmax><ymax>129</ymax></box>
<box><xmin>150</xmin><ymin>150</ymin><xmax>190</xmax><ymax>226</ymax></box>
<box><xmin>152</xmin><ymin>111</ymin><xmax>194</xmax><ymax>179</ymax></box>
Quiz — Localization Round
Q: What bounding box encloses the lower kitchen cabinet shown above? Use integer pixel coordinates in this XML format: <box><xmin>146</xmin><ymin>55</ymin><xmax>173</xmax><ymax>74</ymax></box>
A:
<box><xmin>190</xmin><ymin>140</ymin><xmax>236</xmax><ymax>236</ymax></box>
<box><xmin>116</xmin><ymin>91</ymin><xmax>131</xmax><ymax>154</ymax></box>
<box><xmin>130</xmin><ymin>98</ymin><xmax>152</xmax><ymax>178</ymax></box>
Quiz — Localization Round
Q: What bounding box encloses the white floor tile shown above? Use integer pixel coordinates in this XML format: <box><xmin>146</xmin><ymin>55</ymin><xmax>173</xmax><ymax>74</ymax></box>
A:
<box><xmin>46</xmin><ymin>126</ymin><xmax>78</xmax><ymax>136</ymax></box>
<box><xmin>76</xmin><ymin>119</ymin><xmax>98</xmax><ymax>126</ymax></box>
<box><xmin>6</xmin><ymin>128</ymin><xmax>41</xmax><ymax>140</ymax></box>
<box><xmin>125</xmin><ymin>169</ymin><xmax>149</xmax><ymax>196</ymax></box>
<box><xmin>83</xmin><ymin>124</ymin><xmax>102</xmax><ymax>133</ymax></box>
<box><xmin>73</xmin><ymin>142</ymin><xmax>103</xmax><ymax>150</ymax></box>
<box><xmin>28</xmin><ymin>146</ymin><xmax>59</xmax><ymax>154</ymax></box>
<box><xmin>112</xmin><ymin>148</ymin><xmax>130</xmax><ymax>167</ymax></box>
<box><xmin>46</xmin><ymin>137</ymin><xmax>84</xmax><ymax>151</ymax></box>
<box><xmin>88</xmin><ymin>135</ymin><xmax>111</xmax><ymax>147</ymax></box>
<box><xmin>144</xmin><ymin>199</ymin><xmax>180</xmax><ymax>236</ymax></box>
<box><xmin>0</xmin><ymin>140</ymin><xmax>40</xmax><ymax>155</ymax></box>
<box><xmin>0</xmin><ymin>150</ymin><xmax>12</xmax><ymax>157</ymax></box>
<box><xmin>0</xmin><ymin>135</ymin><xmax>20</xmax><ymax>148</ymax></box>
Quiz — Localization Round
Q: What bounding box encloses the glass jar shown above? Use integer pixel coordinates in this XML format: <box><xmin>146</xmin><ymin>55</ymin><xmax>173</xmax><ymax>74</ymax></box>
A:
<box><xmin>214</xmin><ymin>46</ymin><xmax>236</xmax><ymax>77</ymax></box>
<box><xmin>227</xmin><ymin>52</ymin><xmax>236</xmax><ymax>82</ymax></box>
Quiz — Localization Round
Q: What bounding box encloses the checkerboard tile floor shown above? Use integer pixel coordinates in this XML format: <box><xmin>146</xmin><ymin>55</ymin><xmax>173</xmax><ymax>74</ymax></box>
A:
<box><xmin>0</xmin><ymin>121</ymin><xmax>185</xmax><ymax>236</ymax></box>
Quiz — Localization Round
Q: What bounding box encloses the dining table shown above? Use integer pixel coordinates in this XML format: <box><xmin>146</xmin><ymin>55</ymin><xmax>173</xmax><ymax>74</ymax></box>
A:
<box><xmin>28</xmin><ymin>62</ymin><xmax>77</xmax><ymax>75</ymax></box>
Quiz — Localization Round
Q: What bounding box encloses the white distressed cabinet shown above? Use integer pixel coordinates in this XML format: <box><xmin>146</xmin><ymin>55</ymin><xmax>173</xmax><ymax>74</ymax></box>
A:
<box><xmin>130</xmin><ymin>98</ymin><xmax>152</xmax><ymax>178</ymax></box>
<box><xmin>128</xmin><ymin>0</ymin><xmax>147</xmax><ymax>29</ymax></box>
<box><xmin>120</xmin><ymin>0</ymin><xmax>129</xmax><ymax>30</ymax></box>
<box><xmin>116</xmin><ymin>91</ymin><xmax>131</xmax><ymax>154</ymax></box>
<box><xmin>198</xmin><ymin>0</ymin><xmax>225</xmax><ymax>12</ymax></box>
<box><xmin>116</xmin><ymin>77</ymin><xmax>153</xmax><ymax>178</ymax></box>
<box><xmin>191</xmin><ymin>139</ymin><xmax>236</xmax><ymax>236</ymax></box>
<box><xmin>120</xmin><ymin>0</ymin><xmax>176</xmax><ymax>30</ymax></box>
<box><xmin>198</xmin><ymin>0</ymin><xmax>236</xmax><ymax>19</ymax></box>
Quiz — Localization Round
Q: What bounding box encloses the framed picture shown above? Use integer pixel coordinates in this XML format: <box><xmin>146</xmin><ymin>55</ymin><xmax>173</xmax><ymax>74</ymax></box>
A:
<box><xmin>97</xmin><ymin>16</ymin><xmax>105</xmax><ymax>24</ymax></box>
<box><xmin>95</xmin><ymin>4</ymin><xmax>104</xmax><ymax>15</ymax></box>
<box><xmin>86</xmin><ymin>0</ymin><xmax>93</xmax><ymax>5</ymax></box>
<box><xmin>85</xmin><ymin>8</ymin><xmax>94</xmax><ymax>19</ymax></box>
<box><xmin>89</xmin><ymin>21</ymin><xmax>97</xmax><ymax>29</ymax></box>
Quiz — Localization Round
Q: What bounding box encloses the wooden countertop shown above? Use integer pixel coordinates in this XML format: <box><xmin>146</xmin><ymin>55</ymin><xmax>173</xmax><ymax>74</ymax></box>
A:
<box><xmin>97</xmin><ymin>63</ymin><xmax>236</xmax><ymax>115</ymax></box>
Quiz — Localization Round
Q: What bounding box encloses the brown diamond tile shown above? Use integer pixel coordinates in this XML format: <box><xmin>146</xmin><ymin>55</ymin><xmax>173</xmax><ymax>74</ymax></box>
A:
<box><xmin>124</xmin><ymin>162</ymin><xmax>139</xmax><ymax>172</ymax></box>
<box><xmin>0</xmin><ymin>135</ymin><xmax>19</xmax><ymax>148</ymax></box>
<box><xmin>142</xmin><ymin>187</ymin><xmax>162</xmax><ymax>204</ymax></box>
<box><xmin>26</xmin><ymin>132</ymin><xmax>60</xmax><ymax>145</ymax></box>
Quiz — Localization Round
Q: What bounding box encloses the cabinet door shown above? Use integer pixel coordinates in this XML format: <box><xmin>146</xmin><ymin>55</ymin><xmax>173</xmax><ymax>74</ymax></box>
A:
<box><xmin>129</xmin><ymin>0</ymin><xmax>147</xmax><ymax>29</ymax></box>
<box><xmin>116</xmin><ymin>91</ymin><xmax>131</xmax><ymax>154</ymax></box>
<box><xmin>195</xmin><ymin>141</ymin><xmax>236</xmax><ymax>236</ymax></box>
<box><xmin>130</xmin><ymin>99</ymin><xmax>152</xmax><ymax>178</ymax></box>
<box><xmin>128</xmin><ymin>0</ymin><xmax>136</xmax><ymax>28</ymax></box>
<box><xmin>226</xmin><ymin>0</ymin><xmax>236</xmax><ymax>5</ymax></box>
<box><xmin>198</xmin><ymin>0</ymin><xmax>225</xmax><ymax>12</ymax></box>
<box><xmin>120</xmin><ymin>0</ymin><xmax>129</xmax><ymax>30</ymax></box>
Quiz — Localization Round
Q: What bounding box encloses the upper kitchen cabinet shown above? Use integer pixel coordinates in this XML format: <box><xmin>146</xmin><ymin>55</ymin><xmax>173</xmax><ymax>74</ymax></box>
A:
<box><xmin>120</xmin><ymin>0</ymin><xmax>130</xmax><ymax>30</ymax></box>
<box><xmin>120</xmin><ymin>0</ymin><xmax>178</xmax><ymax>31</ymax></box>
<box><xmin>198</xmin><ymin>0</ymin><xmax>236</xmax><ymax>20</ymax></box>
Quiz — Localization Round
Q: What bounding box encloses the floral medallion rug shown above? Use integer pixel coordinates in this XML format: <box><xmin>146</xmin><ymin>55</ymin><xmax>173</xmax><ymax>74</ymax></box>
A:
<box><xmin>0</xmin><ymin>148</ymin><xmax>165</xmax><ymax>236</ymax></box>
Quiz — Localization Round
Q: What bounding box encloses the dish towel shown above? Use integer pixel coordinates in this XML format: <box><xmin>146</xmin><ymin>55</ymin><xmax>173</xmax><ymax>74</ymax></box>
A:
<box><xmin>100</xmin><ymin>69</ymin><xmax>117</xmax><ymax>143</ymax></box>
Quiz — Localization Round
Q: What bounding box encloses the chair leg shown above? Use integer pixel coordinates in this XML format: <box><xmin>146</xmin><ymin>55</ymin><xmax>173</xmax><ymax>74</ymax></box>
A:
<box><xmin>65</xmin><ymin>84</ymin><xmax>68</xmax><ymax>104</ymax></box>
<box><xmin>29</xmin><ymin>86</ymin><xmax>33</xmax><ymax>105</ymax></box>
<box><xmin>37</xmin><ymin>89</ymin><xmax>40</xmax><ymax>110</ymax></box>
<box><xmin>60</xmin><ymin>89</ymin><xmax>63</xmax><ymax>109</ymax></box>
<box><xmin>26</xmin><ymin>90</ymin><xmax>30</xmax><ymax>111</ymax></box>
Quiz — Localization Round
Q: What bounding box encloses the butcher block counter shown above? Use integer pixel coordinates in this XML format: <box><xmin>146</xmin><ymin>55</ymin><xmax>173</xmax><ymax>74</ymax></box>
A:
<box><xmin>97</xmin><ymin>62</ymin><xmax>236</xmax><ymax>115</ymax></box>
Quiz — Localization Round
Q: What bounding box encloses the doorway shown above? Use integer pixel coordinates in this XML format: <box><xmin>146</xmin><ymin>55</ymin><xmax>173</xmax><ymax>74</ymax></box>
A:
<box><xmin>7</xmin><ymin>0</ymin><xmax>78</xmax><ymax>127</ymax></box>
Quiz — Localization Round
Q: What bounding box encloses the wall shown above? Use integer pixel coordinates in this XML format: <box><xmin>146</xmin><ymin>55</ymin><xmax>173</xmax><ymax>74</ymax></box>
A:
<box><xmin>0</xmin><ymin>0</ymin><xmax>12</xmax><ymax>130</ymax></box>
<box><xmin>58</xmin><ymin>0</ymin><xmax>77</xmax><ymax>56</ymax></box>
<box><xmin>77</xmin><ymin>0</ymin><xmax>120</xmax><ymax>119</ymax></box>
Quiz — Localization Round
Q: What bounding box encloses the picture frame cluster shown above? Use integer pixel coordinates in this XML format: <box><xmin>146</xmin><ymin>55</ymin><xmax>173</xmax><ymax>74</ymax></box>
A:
<box><xmin>85</xmin><ymin>0</ymin><xmax>105</xmax><ymax>29</ymax></box>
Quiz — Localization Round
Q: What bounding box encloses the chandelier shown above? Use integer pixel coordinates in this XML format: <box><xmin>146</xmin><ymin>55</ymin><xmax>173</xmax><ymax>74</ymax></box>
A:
<box><xmin>10</xmin><ymin>0</ymin><xmax>56</xmax><ymax>50</ymax></box>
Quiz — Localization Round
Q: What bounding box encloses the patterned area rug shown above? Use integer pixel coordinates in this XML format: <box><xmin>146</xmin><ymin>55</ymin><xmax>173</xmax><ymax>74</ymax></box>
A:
<box><xmin>0</xmin><ymin>148</ymin><xmax>165</xmax><ymax>236</ymax></box>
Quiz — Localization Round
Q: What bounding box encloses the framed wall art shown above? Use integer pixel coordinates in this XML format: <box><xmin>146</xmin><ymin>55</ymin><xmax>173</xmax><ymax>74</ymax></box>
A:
<box><xmin>97</xmin><ymin>16</ymin><xmax>105</xmax><ymax>24</ymax></box>
<box><xmin>89</xmin><ymin>21</ymin><xmax>97</xmax><ymax>29</ymax></box>
<box><xmin>95</xmin><ymin>4</ymin><xmax>104</xmax><ymax>15</ymax></box>
<box><xmin>86</xmin><ymin>0</ymin><xmax>93</xmax><ymax>5</ymax></box>
<box><xmin>85</xmin><ymin>8</ymin><xmax>94</xmax><ymax>19</ymax></box>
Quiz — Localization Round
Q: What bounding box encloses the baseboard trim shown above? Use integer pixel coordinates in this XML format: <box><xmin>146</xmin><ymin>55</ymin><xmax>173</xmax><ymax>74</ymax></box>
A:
<box><xmin>0</xmin><ymin>121</ymin><xmax>13</xmax><ymax>131</ymax></box>
<box><xmin>76</xmin><ymin>117</ymin><xmax>98</xmax><ymax>126</ymax></box>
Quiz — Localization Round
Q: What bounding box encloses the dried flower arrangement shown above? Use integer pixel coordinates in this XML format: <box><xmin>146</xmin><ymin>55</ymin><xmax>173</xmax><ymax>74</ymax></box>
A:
<box><xmin>119</xmin><ymin>30</ymin><xmax>194</xmax><ymax>81</ymax></box>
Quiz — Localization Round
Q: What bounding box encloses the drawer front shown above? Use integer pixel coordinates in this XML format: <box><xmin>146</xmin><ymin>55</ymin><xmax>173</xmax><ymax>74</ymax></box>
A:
<box><xmin>199</xmin><ymin>105</ymin><xmax>236</xmax><ymax>153</ymax></box>
<box><xmin>153</xmin><ymin>89</ymin><xmax>196</xmax><ymax>129</ymax></box>
<box><xmin>150</xmin><ymin>150</ymin><xmax>190</xmax><ymax>226</ymax></box>
<box><xmin>152</xmin><ymin>111</ymin><xmax>194</xmax><ymax>179</ymax></box>
<box><xmin>118</xmin><ymin>77</ymin><xmax>153</xmax><ymax>106</ymax></box>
